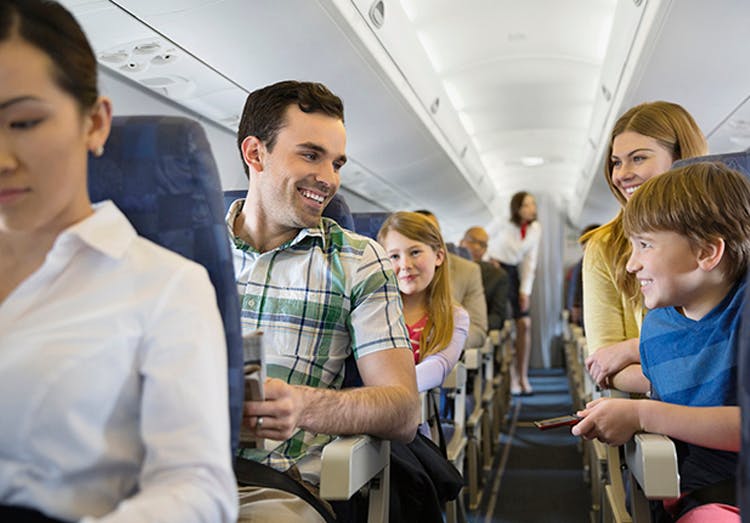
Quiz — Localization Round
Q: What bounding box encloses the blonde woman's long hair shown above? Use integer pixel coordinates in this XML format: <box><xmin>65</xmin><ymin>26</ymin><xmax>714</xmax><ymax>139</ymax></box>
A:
<box><xmin>377</xmin><ymin>211</ymin><xmax>455</xmax><ymax>361</ymax></box>
<box><xmin>580</xmin><ymin>101</ymin><xmax>707</xmax><ymax>305</ymax></box>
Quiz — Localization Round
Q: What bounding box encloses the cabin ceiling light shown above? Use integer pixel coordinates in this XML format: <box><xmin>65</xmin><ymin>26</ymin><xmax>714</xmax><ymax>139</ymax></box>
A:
<box><xmin>520</xmin><ymin>156</ymin><xmax>545</xmax><ymax>167</ymax></box>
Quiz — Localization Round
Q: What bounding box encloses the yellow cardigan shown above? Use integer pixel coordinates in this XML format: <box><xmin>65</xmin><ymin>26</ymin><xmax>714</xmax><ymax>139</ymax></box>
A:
<box><xmin>582</xmin><ymin>227</ymin><xmax>644</xmax><ymax>357</ymax></box>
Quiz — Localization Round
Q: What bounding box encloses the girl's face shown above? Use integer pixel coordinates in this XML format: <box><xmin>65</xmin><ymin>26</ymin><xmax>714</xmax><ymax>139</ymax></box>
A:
<box><xmin>382</xmin><ymin>229</ymin><xmax>444</xmax><ymax>299</ymax></box>
<box><xmin>0</xmin><ymin>37</ymin><xmax>110</xmax><ymax>236</ymax></box>
<box><xmin>610</xmin><ymin>131</ymin><xmax>675</xmax><ymax>201</ymax></box>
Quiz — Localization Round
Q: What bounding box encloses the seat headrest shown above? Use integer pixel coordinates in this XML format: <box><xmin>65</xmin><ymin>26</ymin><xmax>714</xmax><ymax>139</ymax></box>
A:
<box><xmin>672</xmin><ymin>150</ymin><xmax>750</xmax><ymax>178</ymax></box>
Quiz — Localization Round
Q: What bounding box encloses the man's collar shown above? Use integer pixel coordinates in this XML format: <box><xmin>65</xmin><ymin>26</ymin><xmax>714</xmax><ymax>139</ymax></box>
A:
<box><xmin>225</xmin><ymin>198</ymin><xmax>327</xmax><ymax>253</ymax></box>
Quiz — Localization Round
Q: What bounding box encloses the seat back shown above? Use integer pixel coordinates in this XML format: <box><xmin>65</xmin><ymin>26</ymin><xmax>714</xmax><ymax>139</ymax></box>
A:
<box><xmin>88</xmin><ymin>115</ymin><xmax>243</xmax><ymax>454</ymax></box>
<box><xmin>677</xmin><ymin>151</ymin><xmax>750</xmax><ymax>514</ymax></box>
<box><xmin>323</xmin><ymin>193</ymin><xmax>356</xmax><ymax>231</ymax></box>
<box><xmin>672</xmin><ymin>149</ymin><xmax>750</xmax><ymax>174</ymax></box>
<box><xmin>352</xmin><ymin>212</ymin><xmax>390</xmax><ymax>240</ymax></box>
<box><xmin>223</xmin><ymin>189</ymin><xmax>246</xmax><ymax>213</ymax></box>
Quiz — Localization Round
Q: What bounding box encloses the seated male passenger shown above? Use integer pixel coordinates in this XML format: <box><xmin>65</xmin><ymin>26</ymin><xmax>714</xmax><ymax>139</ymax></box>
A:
<box><xmin>226</xmin><ymin>80</ymin><xmax>420</xmax><ymax>522</ymax></box>
<box><xmin>0</xmin><ymin>2</ymin><xmax>236</xmax><ymax>521</ymax></box>
<box><xmin>572</xmin><ymin>163</ymin><xmax>750</xmax><ymax>522</ymax></box>
<box><xmin>460</xmin><ymin>226</ymin><xmax>509</xmax><ymax>331</ymax></box>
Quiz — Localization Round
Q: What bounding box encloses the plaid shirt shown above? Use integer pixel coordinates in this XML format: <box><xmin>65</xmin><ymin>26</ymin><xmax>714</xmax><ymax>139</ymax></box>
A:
<box><xmin>227</xmin><ymin>200</ymin><xmax>410</xmax><ymax>483</ymax></box>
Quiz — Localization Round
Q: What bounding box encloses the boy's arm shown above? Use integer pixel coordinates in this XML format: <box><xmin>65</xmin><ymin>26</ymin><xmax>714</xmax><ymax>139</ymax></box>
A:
<box><xmin>609</xmin><ymin>363</ymin><xmax>650</xmax><ymax>393</ymax></box>
<box><xmin>638</xmin><ymin>401</ymin><xmax>740</xmax><ymax>452</ymax></box>
<box><xmin>572</xmin><ymin>397</ymin><xmax>740</xmax><ymax>452</ymax></box>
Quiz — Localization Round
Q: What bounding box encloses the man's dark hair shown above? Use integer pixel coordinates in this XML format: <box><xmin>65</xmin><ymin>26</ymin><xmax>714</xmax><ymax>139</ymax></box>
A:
<box><xmin>237</xmin><ymin>80</ymin><xmax>345</xmax><ymax>177</ymax></box>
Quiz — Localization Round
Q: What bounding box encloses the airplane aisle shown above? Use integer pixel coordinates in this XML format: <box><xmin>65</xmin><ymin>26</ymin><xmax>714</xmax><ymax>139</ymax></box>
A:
<box><xmin>481</xmin><ymin>368</ymin><xmax>589</xmax><ymax>522</ymax></box>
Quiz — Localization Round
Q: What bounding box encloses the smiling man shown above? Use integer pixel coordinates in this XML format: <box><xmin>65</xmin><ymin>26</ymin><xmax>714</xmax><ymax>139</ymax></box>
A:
<box><xmin>226</xmin><ymin>81</ymin><xmax>419</xmax><ymax>522</ymax></box>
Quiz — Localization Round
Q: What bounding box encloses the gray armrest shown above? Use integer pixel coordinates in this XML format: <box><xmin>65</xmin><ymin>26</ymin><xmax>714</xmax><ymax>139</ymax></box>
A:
<box><xmin>463</xmin><ymin>347</ymin><xmax>481</xmax><ymax>370</ymax></box>
<box><xmin>625</xmin><ymin>433</ymin><xmax>680</xmax><ymax>499</ymax></box>
<box><xmin>320</xmin><ymin>435</ymin><xmax>390</xmax><ymax>500</ymax></box>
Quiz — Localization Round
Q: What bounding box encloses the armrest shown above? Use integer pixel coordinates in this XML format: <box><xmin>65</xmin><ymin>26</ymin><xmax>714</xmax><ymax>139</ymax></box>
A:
<box><xmin>624</xmin><ymin>433</ymin><xmax>680</xmax><ymax>499</ymax></box>
<box><xmin>489</xmin><ymin>328</ymin><xmax>501</xmax><ymax>347</ymax></box>
<box><xmin>320</xmin><ymin>435</ymin><xmax>390</xmax><ymax>500</ymax></box>
<box><xmin>463</xmin><ymin>347</ymin><xmax>481</xmax><ymax>370</ymax></box>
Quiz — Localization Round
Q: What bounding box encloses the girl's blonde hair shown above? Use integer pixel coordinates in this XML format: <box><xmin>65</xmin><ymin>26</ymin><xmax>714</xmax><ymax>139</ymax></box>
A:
<box><xmin>377</xmin><ymin>211</ymin><xmax>454</xmax><ymax>361</ymax></box>
<box><xmin>581</xmin><ymin>101</ymin><xmax>708</xmax><ymax>304</ymax></box>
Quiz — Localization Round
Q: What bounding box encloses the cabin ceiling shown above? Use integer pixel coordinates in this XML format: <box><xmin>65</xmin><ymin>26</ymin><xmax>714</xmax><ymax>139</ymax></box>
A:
<box><xmin>61</xmin><ymin>0</ymin><xmax>750</xmax><ymax>240</ymax></box>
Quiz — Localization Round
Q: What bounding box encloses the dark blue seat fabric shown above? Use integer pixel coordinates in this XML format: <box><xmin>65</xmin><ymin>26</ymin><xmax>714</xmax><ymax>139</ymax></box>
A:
<box><xmin>323</xmin><ymin>193</ymin><xmax>355</xmax><ymax>231</ymax></box>
<box><xmin>740</xmin><ymin>274</ymin><xmax>750</xmax><ymax>517</ymax></box>
<box><xmin>223</xmin><ymin>189</ymin><xmax>246</xmax><ymax>213</ymax></box>
<box><xmin>87</xmin><ymin>115</ymin><xmax>243</xmax><ymax>455</ymax></box>
<box><xmin>352</xmin><ymin>211</ymin><xmax>390</xmax><ymax>240</ymax></box>
<box><xmin>672</xmin><ymin>149</ymin><xmax>750</xmax><ymax>174</ymax></box>
<box><xmin>449</xmin><ymin>244</ymin><xmax>472</xmax><ymax>260</ymax></box>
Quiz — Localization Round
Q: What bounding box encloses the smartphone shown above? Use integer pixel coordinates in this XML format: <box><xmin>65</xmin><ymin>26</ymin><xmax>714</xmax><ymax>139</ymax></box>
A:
<box><xmin>533</xmin><ymin>415</ymin><xmax>581</xmax><ymax>430</ymax></box>
<box><xmin>243</xmin><ymin>330</ymin><xmax>265</xmax><ymax>402</ymax></box>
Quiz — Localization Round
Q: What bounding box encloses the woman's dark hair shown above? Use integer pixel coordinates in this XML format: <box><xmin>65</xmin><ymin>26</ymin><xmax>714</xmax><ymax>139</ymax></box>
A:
<box><xmin>237</xmin><ymin>80</ymin><xmax>345</xmax><ymax>177</ymax></box>
<box><xmin>509</xmin><ymin>191</ymin><xmax>533</xmax><ymax>226</ymax></box>
<box><xmin>0</xmin><ymin>0</ymin><xmax>99</xmax><ymax>111</ymax></box>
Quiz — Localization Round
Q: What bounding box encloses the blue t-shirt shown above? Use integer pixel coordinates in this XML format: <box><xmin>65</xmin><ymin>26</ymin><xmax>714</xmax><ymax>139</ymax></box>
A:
<box><xmin>640</xmin><ymin>279</ymin><xmax>745</xmax><ymax>492</ymax></box>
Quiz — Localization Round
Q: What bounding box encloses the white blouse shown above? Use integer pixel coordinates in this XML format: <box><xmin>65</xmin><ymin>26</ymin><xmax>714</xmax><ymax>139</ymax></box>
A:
<box><xmin>0</xmin><ymin>201</ymin><xmax>237</xmax><ymax>522</ymax></box>
<box><xmin>486</xmin><ymin>220</ymin><xmax>542</xmax><ymax>295</ymax></box>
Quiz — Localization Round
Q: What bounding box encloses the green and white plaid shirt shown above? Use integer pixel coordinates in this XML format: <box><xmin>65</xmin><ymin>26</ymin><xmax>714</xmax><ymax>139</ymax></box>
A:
<box><xmin>227</xmin><ymin>200</ymin><xmax>410</xmax><ymax>484</ymax></box>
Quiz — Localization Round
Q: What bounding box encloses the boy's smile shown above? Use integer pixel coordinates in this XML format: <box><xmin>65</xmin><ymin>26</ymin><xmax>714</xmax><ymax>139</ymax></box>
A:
<box><xmin>627</xmin><ymin>230</ymin><xmax>715</xmax><ymax>320</ymax></box>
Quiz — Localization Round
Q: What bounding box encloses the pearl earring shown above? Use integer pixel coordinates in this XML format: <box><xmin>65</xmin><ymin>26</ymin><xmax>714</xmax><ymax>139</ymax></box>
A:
<box><xmin>94</xmin><ymin>145</ymin><xmax>105</xmax><ymax>157</ymax></box>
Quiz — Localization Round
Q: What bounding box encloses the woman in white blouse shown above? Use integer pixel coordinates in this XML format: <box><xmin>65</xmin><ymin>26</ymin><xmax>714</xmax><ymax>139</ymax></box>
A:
<box><xmin>0</xmin><ymin>2</ymin><xmax>236</xmax><ymax>521</ymax></box>
<box><xmin>488</xmin><ymin>192</ymin><xmax>541</xmax><ymax>395</ymax></box>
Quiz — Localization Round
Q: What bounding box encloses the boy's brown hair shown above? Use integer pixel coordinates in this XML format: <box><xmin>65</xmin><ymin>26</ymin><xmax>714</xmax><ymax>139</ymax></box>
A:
<box><xmin>623</xmin><ymin>162</ymin><xmax>750</xmax><ymax>284</ymax></box>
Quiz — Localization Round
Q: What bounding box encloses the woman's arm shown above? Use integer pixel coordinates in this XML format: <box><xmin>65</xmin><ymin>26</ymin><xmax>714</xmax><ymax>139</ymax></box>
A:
<box><xmin>585</xmin><ymin>338</ymin><xmax>641</xmax><ymax>389</ymax></box>
<box><xmin>582</xmin><ymin>236</ymin><xmax>631</xmax><ymax>355</ymax></box>
<box><xmin>86</xmin><ymin>264</ymin><xmax>237</xmax><ymax>523</ymax></box>
<box><xmin>415</xmin><ymin>306</ymin><xmax>470</xmax><ymax>392</ymax></box>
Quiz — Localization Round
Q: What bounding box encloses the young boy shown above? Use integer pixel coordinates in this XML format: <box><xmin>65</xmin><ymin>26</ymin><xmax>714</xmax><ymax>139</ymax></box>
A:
<box><xmin>572</xmin><ymin>162</ymin><xmax>750</xmax><ymax>521</ymax></box>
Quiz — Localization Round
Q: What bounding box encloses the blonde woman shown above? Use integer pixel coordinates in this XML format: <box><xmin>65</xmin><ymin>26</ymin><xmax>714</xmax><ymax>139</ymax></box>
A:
<box><xmin>582</xmin><ymin>101</ymin><xmax>707</xmax><ymax>389</ymax></box>
<box><xmin>378</xmin><ymin>212</ymin><xmax>469</xmax><ymax>391</ymax></box>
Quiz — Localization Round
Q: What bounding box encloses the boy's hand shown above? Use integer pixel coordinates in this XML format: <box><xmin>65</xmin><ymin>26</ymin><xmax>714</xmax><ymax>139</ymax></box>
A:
<box><xmin>571</xmin><ymin>397</ymin><xmax>641</xmax><ymax>446</ymax></box>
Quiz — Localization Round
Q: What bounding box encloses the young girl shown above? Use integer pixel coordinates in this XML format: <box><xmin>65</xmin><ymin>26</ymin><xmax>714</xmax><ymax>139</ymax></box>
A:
<box><xmin>378</xmin><ymin>212</ymin><xmax>469</xmax><ymax>392</ymax></box>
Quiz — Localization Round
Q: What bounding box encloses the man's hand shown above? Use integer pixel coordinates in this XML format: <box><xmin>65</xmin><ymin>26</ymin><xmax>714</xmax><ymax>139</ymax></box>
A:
<box><xmin>243</xmin><ymin>378</ymin><xmax>306</xmax><ymax>441</ymax></box>
<box><xmin>571</xmin><ymin>397</ymin><xmax>642</xmax><ymax>446</ymax></box>
<box><xmin>585</xmin><ymin>339</ymin><xmax>639</xmax><ymax>388</ymax></box>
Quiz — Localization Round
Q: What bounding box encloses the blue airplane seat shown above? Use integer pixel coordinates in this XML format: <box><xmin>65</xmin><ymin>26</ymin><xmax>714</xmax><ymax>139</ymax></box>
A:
<box><xmin>740</xmin><ymin>270</ymin><xmax>750</xmax><ymax>515</ymax></box>
<box><xmin>223</xmin><ymin>189</ymin><xmax>246</xmax><ymax>213</ymax></box>
<box><xmin>455</xmin><ymin>245</ymin><xmax>472</xmax><ymax>261</ymax></box>
<box><xmin>672</xmin><ymin>149</ymin><xmax>750</xmax><ymax>175</ymax></box>
<box><xmin>323</xmin><ymin>193</ymin><xmax>355</xmax><ymax>231</ymax></box>
<box><xmin>352</xmin><ymin>211</ymin><xmax>390</xmax><ymax>240</ymax></box>
<box><xmin>668</xmin><ymin>150</ymin><xmax>750</xmax><ymax>518</ymax></box>
<box><xmin>87</xmin><ymin>115</ymin><xmax>244</xmax><ymax>455</ymax></box>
